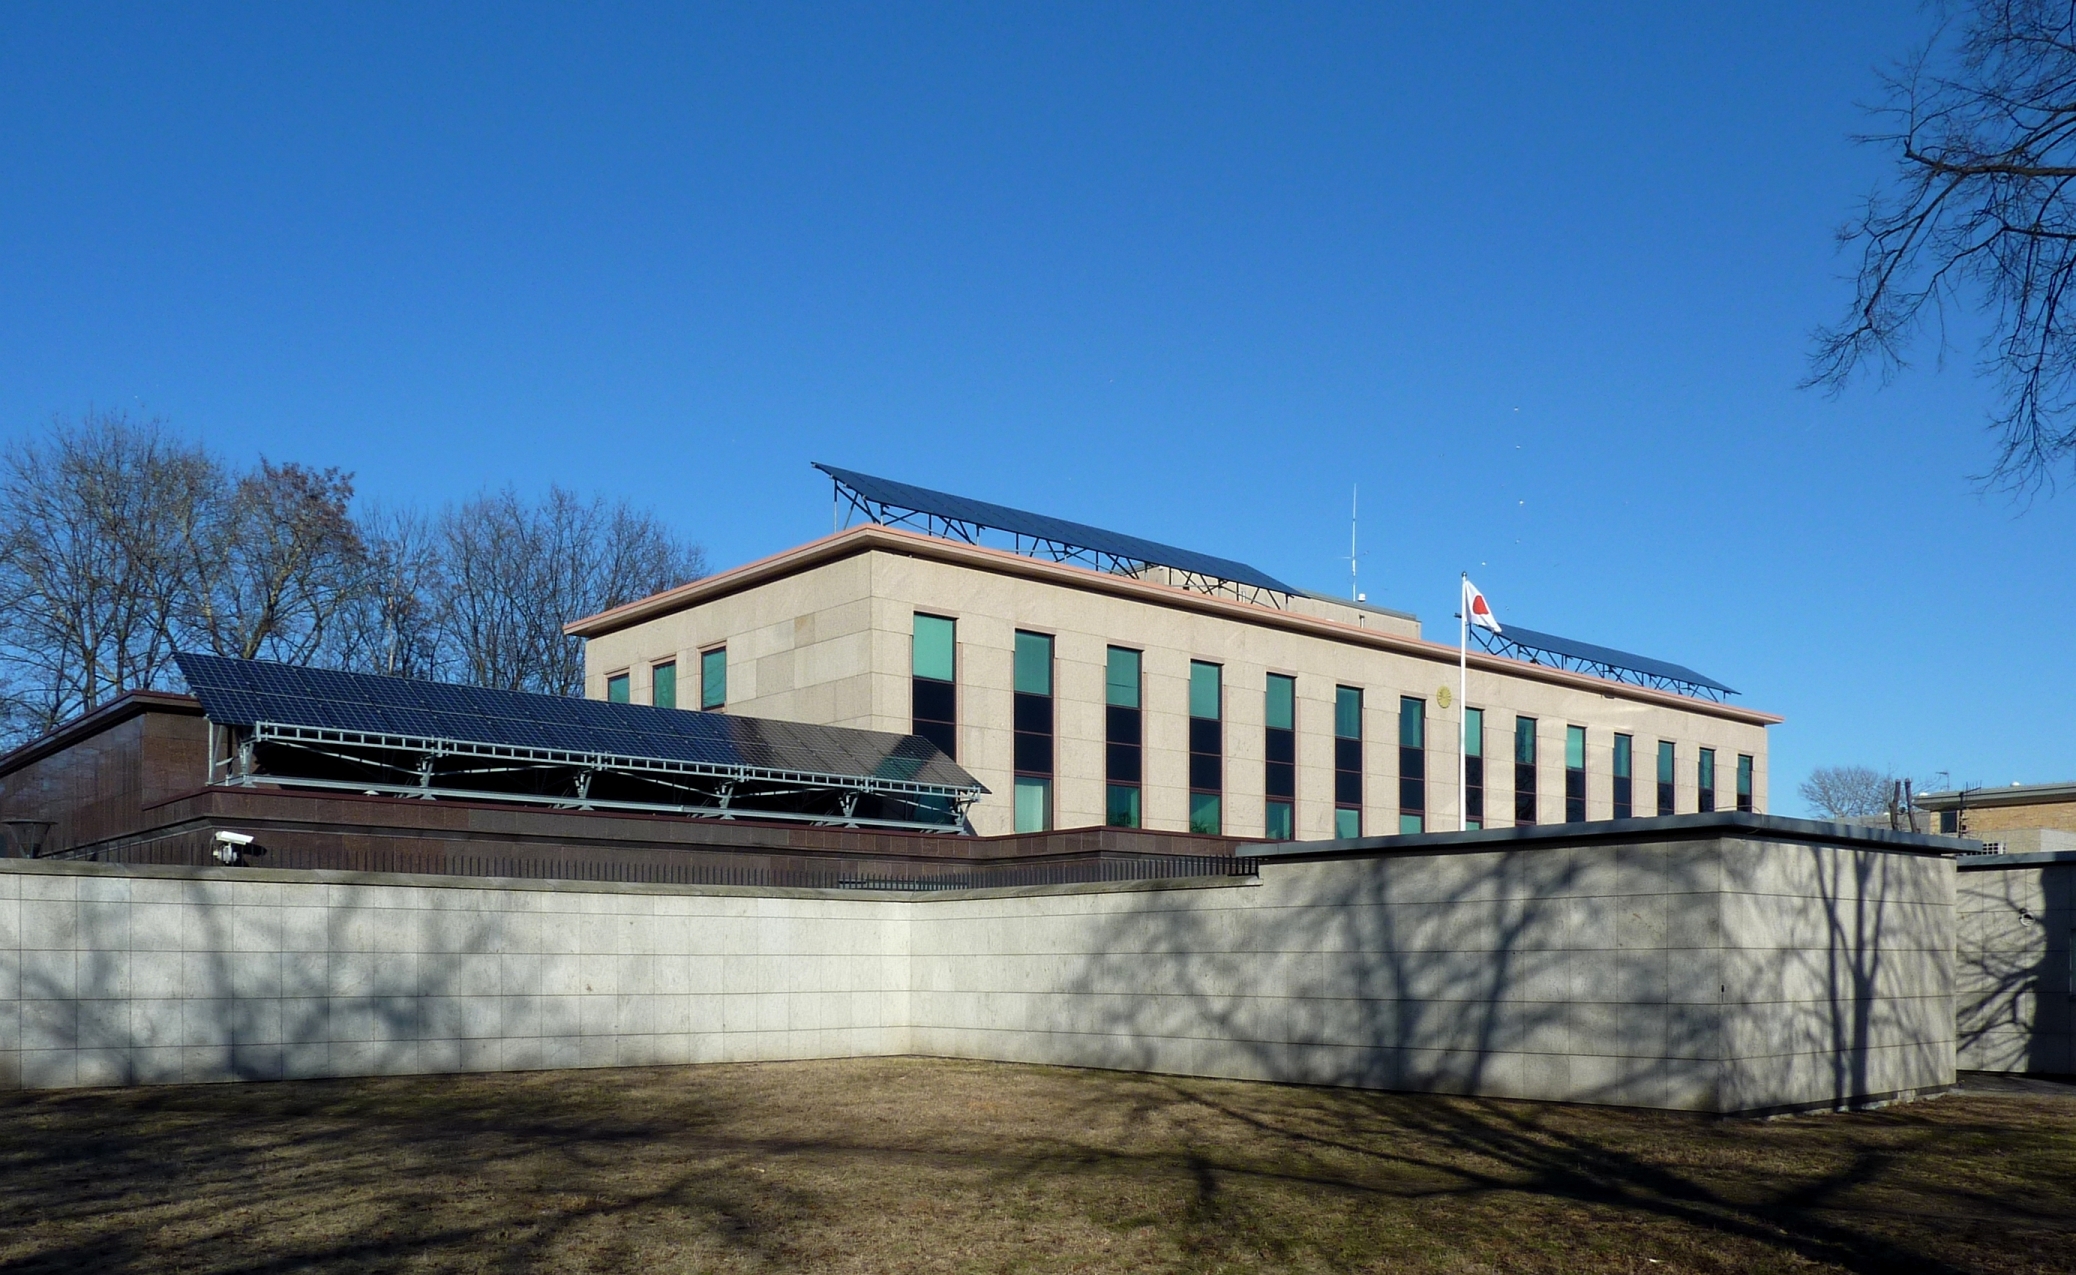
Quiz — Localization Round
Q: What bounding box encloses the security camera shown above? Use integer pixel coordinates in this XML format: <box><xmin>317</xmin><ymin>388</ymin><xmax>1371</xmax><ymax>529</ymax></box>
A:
<box><xmin>213</xmin><ymin>830</ymin><xmax>254</xmax><ymax>865</ymax></box>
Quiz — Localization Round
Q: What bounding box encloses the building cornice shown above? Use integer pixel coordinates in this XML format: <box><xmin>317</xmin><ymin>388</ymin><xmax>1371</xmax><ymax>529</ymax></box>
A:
<box><xmin>566</xmin><ymin>525</ymin><xmax>1783</xmax><ymax>727</ymax></box>
<box><xmin>1919</xmin><ymin>782</ymin><xmax>2076</xmax><ymax>811</ymax></box>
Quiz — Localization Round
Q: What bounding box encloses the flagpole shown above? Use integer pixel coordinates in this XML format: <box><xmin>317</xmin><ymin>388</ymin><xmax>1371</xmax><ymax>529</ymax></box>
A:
<box><xmin>1459</xmin><ymin>572</ymin><xmax>1469</xmax><ymax>832</ymax></box>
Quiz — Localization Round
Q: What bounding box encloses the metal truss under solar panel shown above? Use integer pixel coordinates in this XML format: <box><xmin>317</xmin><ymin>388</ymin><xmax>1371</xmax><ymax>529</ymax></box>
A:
<box><xmin>175</xmin><ymin>653</ymin><xmax>986</xmax><ymax>832</ymax></box>
<box><xmin>816</xmin><ymin>463</ymin><xmax>1298</xmax><ymax>606</ymax></box>
<box><xmin>1472</xmin><ymin>625</ymin><xmax>1737</xmax><ymax>701</ymax></box>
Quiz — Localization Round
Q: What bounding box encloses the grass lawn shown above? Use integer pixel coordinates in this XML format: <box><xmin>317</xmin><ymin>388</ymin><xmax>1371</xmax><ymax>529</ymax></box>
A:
<box><xmin>0</xmin><ymin>1058</ymin><xmax>2070</xmax><ymax>1274</ymax></box>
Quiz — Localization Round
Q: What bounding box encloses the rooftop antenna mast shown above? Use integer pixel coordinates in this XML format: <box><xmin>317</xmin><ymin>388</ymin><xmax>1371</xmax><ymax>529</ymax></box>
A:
<box><xmin>1345</xmin><ymin>484</ymin><xmax>1361</xmax><ymax>601</ymax></box>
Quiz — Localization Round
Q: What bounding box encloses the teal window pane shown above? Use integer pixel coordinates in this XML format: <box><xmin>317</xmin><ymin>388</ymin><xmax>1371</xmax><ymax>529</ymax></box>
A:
<box><xmin>1189</xmin><ymin>792</ymin><xmax>1221</xmax><ymax>834</ymax></box>
<box><xmin>1464</xmin><ymin>707</ymin><xmax>1483</xmax><ymax>759</ymax></box>
<box><xmin>1399</xmin><ymin>812</ymin><xmax>1424</xmax><ymax>834</ymax></box>
<box><xmin>700</xmin><ymin>648</ymin><xmax>727</xmax><ymax>710</ymax></box>
<box><xmin>1565</xmin><ymin>725</ymin><xmax>1585</xmax><ymax>770</ymax></box>
<box><xmin>912</xmin><ymin>614</ymin><xmax>955</xmax><ymax>682</ymax></box>
<box><xmin>1265</xmin><ymin>800</ymin><xmax>1293</xmax><ymax>841</ymax></box>
<box><xmin>1657</xmin><ymin>741</ymin><xmax>1675</xmax><ymax>784</ymax></box>
<box><xmin>1334</xmin><ymin>807</ymin><xmax>1361</xmax><ymax>839</ymax></box>
<box><xmin>1014</xmin><ymin>777</ymin><xmax>1052</xmax><ymax>832</ymax></box>
<box><xmin>1014</xmin><ymin>631</ymin><xmax>1053</xmax><ymax>696</ymax></box>
<box><xmin>1515</xmin><ymin>716</ymin><xmax>1537</xmax><ymax>764</ymax></box>
<box><xmin>1105</xmin><ymin>647</ymin><xmax>1141</xmax><ymax>708</ymax></box>
<box><xmin>1106</xmin><ymin>784</ymin><xmax>1141</xmax><ymax>828</ymax></box>
<box><xmin>1737</xmin><ymin>754</ymin><xmax>1753</xmax><ymax>797</ymax></box>
<box><xmin>606</xmin><ymin>673</ymin><xmax>629</xmax><ymax>704</ymax></box>
<box><xmin>1189</xmin><ymin>662</ymin><xmax>1221</xmax><ymax>720</ymax></box>
<box><xmin>1698</xmin><ymin>749</ymin><xmax>1715</xmax><ymax>790</ymax></box>
<box><xmin>1334</xmin><ymin>686</ymin><xmax>1361</xmax><ymax>739</ymax></box>
<box><xmin>652</xmin><ymin>662</ymin><xmax>676</xmax><ymax>710</ymax></box>
<box><xmin>1266</xmin><ymin>674</ymin><xmax>1295</xmax><ymax>731</ymax></box>
<box><xmin>1399</xmin><ymin>697</ymin><xmax>1424</xmax><ymax>748</ymax></box>
<box><xmin>1613</xmin><ymin>733</ymin><xmax>1632</xmax><ymax>779</ymax></box>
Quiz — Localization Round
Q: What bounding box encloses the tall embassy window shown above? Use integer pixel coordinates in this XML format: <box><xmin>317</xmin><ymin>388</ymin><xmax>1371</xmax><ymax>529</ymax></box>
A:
<box><xmin>1736</xmin><ymin>754</ymin><xmax>1754</xmax><ymax>813</ymax></box>
<box><xmin>1188</xmin><ymin>661</ymin><xmax>1223</xmax><ymax>835</ymax></box>
<box><xmin>1265</xmin><ymin>674</ymin><xmax>1296</xmax><ymax>841</ymax></box>
<box><xmin>1399</xmin><ymin>697</ymin><xmax>1426</xmax><ymax>834</ymax></box>
<box><xmin>911</xmin><ymin>615</ymin><xmax>957</xmax><ymax>760</ymax></box>
<box><xmin>652</xmin><ymin>661</ymin><xmax>677</xmax><ymax>711</ymax></box>
<box><xmin>1463</xmin><ymin>707</ymin><xmax>1485</xmax><ymax>830</ymax></box>
<box><xmin>1564</xmin><ymin>725</ymin><xmax>1587</xmax><ymax>823</ymax></box>
<box><xmin>700</xmin><ymin>647</ymin><xmax>727</xmax><ymax>711</ymax></box>
<box><xmin>1697</xmin><ymin>748</ymin><xmax>1717</xmax><ymax>814</ymax></box>
<box><xmin>1514</xmin><ymin>716</ymin><xmax>1538</xmax><ymax>826</ymax></box>
<box><xmin>1334</xmin><ymin>686</ymin><xmax>1363</xmax><ymax>839</ymax></box>
<box><xmin>1105</xmin><ymin>647</ymin><xmax>1143</xmax><ymax>829</ymax></box>
<box><xmin>606</xmin><ymin>672</ymin><xmax>630</xmax><ymax>704</ymax></box>
<box><xmin>1612</xmin><ymin>733</ymin><xmax>1634</xmax><ymax>820</ymax></box>
<box><xmin>1656</xmin><ymin>741</ymin><xmax>1676</xmax><ymax>816</ymax></box>
<box><xmin>1013</xmin><ymin>631</ymin><xmax>1055</xmax><ymax>833</ymax></box>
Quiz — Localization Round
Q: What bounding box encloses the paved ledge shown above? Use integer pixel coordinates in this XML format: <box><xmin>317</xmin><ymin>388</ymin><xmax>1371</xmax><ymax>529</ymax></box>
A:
<box><xmin>1258</xmin><ymin>812</ymin><xmax>1979</xmax><ymax>862</ymax></box>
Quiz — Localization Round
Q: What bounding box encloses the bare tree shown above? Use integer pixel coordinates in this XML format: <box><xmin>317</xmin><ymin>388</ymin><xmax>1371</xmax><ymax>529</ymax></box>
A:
<box><xmin>328</xmin><ymin>505</ymin><xmax>449</xmax><ymax>679</ymax></box>
<box><xmin>182</xmin><ymin>461</ymin><xmax>367</xmax><ymax>664</ymax></box>
<box><xmin>1809</xmin><ymin>0</ymin><xmax>2076</xmax><ymax>490</ymax></box>
<box><xmin>441</xmin><ymin>487</ymin><xmax>704</xmax><ymax>696</ymax></box>
<box><xmin>1798</xmin><ymin>765</ymin><xmax>1898</xmax><ymax>819</ymax></box>
<box><xmin>0</xmin><ymin>412</ymin><xmax>219</xmax><ymax>734</ymax></box>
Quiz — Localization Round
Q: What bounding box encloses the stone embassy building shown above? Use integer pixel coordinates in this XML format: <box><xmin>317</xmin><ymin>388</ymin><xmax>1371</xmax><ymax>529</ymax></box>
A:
<box><xmin>568</xmin><ymin>467</ymin><xmax>1778</xmax><ymax>840</ymax></box>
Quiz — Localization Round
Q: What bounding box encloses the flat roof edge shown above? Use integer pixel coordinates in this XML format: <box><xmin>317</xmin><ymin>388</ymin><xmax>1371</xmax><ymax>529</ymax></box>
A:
<box><xmin>569</xmin><ymin>527</ymin><xmax>1782</xmax><ymax>726</ymax></box>
<box><xmin>0</xmin><ymin>690</ymin><xmax>203</xmax><ymax>777</ymax></box>
<box><xmin>1957</xmin><ymin>849</ymin><xmax>2076</xmax><ymax>868</ymax></box>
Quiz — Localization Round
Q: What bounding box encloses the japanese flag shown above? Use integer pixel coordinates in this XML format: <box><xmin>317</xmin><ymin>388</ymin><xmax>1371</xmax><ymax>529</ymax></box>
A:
<box><xmin>1463</xmin><ymin>577</ymin><xmax>1501</xmax><ymax>633</ymax></box>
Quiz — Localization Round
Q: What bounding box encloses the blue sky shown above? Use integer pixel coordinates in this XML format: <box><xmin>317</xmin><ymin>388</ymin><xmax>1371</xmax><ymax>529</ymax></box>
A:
<box><xmin>2</xmin><ymin>3</ymin><xmax>2069</xmax><ymax>810</ymax></box>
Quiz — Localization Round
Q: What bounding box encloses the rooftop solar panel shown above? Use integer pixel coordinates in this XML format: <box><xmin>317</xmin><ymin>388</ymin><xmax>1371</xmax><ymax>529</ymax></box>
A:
<box><xmin>174</xmin><ymin>653</ymin><xmax>983</xmax><ymax>795</ymax></box>
<box><xmin>1483</xmin><ymin>625</ymin><xmax>1737</xmax><ymax>697</ymax></box>
<box><xmin>816</xmin><ymin>463</ymin><xmax>1298</xmax><ymax>596</ymax></box>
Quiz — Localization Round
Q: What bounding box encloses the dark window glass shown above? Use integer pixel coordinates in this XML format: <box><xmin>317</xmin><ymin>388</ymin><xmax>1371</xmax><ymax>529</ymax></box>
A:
<box><xmin>1188</xmin><ymin>661</ymin><xmax>1222</xmax><ymax>833</ymax></box>
<box><xmin>1265</xmin><ymin>674</ymin><xmax>1296</xmax><ymax>820</ymax></box>
<box><xmin>912</xmin><ymin>615</ymin><xmax>956</xmax><ymax>761</ymax></box>
<box><xmin>1697</xmin><ymin>748</ymin><xmax>1716</xmax><ymax>814</ymax></box>
<box><xmin>1106</xmin><ymin>784</ymin><xmax>1141</xmax><ymax>829</ymax></box>
<box><xmin>1564</xmin><ymin>725</ymin><xmax>1586</xmax><ymax>823</ymax></box>
<box><xmin>1939</xmin><ymin>809</ymin><xmax>1957</xmax><ymax>835</ymax></box>
<box><xmin>1464</xmin><ymin>707</ymin><xmax>1484</xmax><ymax>829</ymax></box>
<box><xmin>606</xmin><ymin>673</ymin><xmax>629</xmax><ymax>704</ymax></box>
<box><xmin>1335</xmin><ymin>686</ymin><xmax>1362</xmax><ymax>837</ymax></box>
<box><xmin>1514</xmin><ymin>716</ymin><xmax>1538</xmax><ymax>826</ymax></box>
<box><xmin>1612</xmin><ymin>733</ymin><xmax>1633</xmax><ymax>820</ymax></box>
<box><xmin>1104</xmin><ymin>647</ymin><xmax>1143</xmax><ymax>825</ymax></box>
<box><xmin>700</xmin><ymin>647</ymin><xmax>727</xmax><ymax>711</ymax></box>
<box><xmin>652</xmin><ymin>662</ymin><xmax>676</xmax><ymax>711</ymax></box>
<box><xmin>1399</xmin><ymin>696</ymin><xmax>1425</xmax><ymax>833</ymax></box>
<box><xmin>1013</xmin><ymin>631</ymin><xmax>1055</xmax><ymax>832</ymax></box>
<box><xmin>1656</xmin><ymin>741</ymin><xmax>1675</xmax><ymax>816</ymax></box>
<box><xmin>1736</xmin><ymin>754</ymin><xmax>1754</xmax><ymax>813</ymax></box>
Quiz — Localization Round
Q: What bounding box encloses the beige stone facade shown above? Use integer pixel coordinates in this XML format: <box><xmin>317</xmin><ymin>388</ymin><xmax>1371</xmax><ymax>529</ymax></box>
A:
<box><xmin>568</xmin><ymin>526</ymin><xmax>1778</xmax><ymax>839</ymax></box>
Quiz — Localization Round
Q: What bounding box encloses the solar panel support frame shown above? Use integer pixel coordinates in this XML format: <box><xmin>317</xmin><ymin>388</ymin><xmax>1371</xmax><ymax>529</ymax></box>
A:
<box><xmin>214</xmin><ymin>720</ymin><xmax>983</xmax><ymax>833</ymax></box>
<box><xmin>824</xmin><ymin>467</ymin><xmax>1295</xmax><ymax>609</ymax></box>
<box><xmin>1471</xmin><ymin>628</ymin><xmax>1736</xmax><ymax>702</ymax></box>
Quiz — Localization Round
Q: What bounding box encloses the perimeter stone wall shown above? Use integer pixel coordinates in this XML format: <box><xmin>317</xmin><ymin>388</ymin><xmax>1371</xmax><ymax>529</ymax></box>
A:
<box><xmin>1957</xmin><ymin>858</ymin><xmax>2074</xmax><ymax>1075</ymax></box>
<box><xmin>0</xmin><ymin>832</ymin><xmax>1957</xmax><ymax>1112</ymax></box>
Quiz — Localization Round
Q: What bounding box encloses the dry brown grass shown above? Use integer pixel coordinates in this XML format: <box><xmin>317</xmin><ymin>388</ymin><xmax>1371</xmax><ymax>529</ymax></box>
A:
<box><xmin>0</xmin><ymin>1058</ymin><xmax>2070</xmax><ymax>1274</ymax></box>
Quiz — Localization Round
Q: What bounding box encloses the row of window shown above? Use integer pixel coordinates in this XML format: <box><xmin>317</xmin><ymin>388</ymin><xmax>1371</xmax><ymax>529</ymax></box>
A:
<box><xmin>605</xmin><ymin>647</ymin><xmax>729</xmax><ymax>712</ymax></box>
<box><xmin>913</xmin><ymin>614</ymin><xmax>1756</xmax><ymax>836</ymax></box>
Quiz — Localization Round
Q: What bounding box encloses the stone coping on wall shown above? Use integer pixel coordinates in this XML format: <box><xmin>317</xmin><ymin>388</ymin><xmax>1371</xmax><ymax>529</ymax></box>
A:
<box><xmin>1957</xmin><ymin>849</ymin><xmax>2076</xmax><ymax>869</ymax></box>
<box><xmin>1256</xmin><ymin>811</ymin><xmax>1980</xmax><ymax>861</ymax></box>
<box><xmin>0</xmin><ymin>855</ymin><xmax>1261</xmax><ymax>905</ymax></box>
